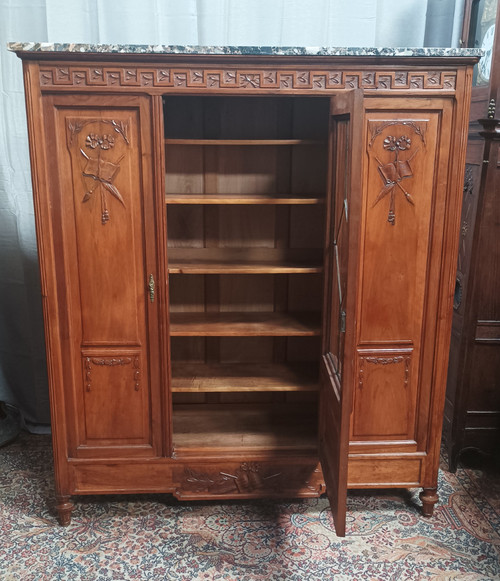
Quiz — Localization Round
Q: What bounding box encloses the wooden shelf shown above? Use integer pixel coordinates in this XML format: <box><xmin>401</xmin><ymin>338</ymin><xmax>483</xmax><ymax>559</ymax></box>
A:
<box><xmin>168</xmin><ymin>248</ymin><xmax>323</xmax><ymax>274</ymax></box>
<box><xmin>172</xmin><ymin>403</ymin><xmax>318</xmax><ymax>450</ymax></box>
<box><xmin>165</xmin><ymin>193</ymin><xmax>325</xmax><ymax>205</ymax></box>
<box><xmin>165</xmin><ymin>138</ymin><xmax>324</xmax><ymax>146</ymax></box>
<box><xmin>171</xmin><ymin>362</ymin><xmax>319</xmax><ymax>392</ymax></box>
<box><xmin>169</xmin><ymin>312</ymin><xmax>321</xmax><ymax>336</ymax></box>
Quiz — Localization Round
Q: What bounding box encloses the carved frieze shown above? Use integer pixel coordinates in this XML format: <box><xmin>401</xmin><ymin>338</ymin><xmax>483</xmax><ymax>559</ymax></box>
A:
<box><xmin>40</xmin><ymin>66</ymin><xmax>457</xmax><ymax>92</ymax></box>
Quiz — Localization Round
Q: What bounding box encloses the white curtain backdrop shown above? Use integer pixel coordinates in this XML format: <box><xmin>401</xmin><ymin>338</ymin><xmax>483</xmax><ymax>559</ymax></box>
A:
<box><xmin>0</xmin><ymin>0</ymin><xmax>465</xmax><ymax>428</ymax></box>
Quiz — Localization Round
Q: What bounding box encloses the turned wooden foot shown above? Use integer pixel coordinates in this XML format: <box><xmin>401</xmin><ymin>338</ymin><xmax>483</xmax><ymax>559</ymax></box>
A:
<box><xmin>419</xmin><ymin>487</ymin><xmax>439</xmax><ymax>517</ymax></box>
<box><xmin>56</xmin><ymin>496</ymin><xmax>74</xmax><ymax>526</ymax></box>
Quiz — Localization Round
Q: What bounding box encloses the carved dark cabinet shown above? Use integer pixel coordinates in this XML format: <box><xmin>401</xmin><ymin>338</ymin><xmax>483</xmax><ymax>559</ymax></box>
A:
<box><xmin>443</xmin><ymin>0</ymin><xmax>500</xmax><ymax>469</ymax></box>
<box><xmin>12</xmin><ymin>44</ymin><xmax>478</xmax><ymax>536</ymax></box>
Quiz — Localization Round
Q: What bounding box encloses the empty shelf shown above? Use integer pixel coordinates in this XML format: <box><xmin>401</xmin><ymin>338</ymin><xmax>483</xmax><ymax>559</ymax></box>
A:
<box><xmin>171</xmin><ymin>362</ymin><xmax>319</xmax><ymax>392</ymax></box>
<box><xmin>168</xmin><ymin>248</ymin><xmax>323</xmax><ymax>274</ymax></box>
<box><xmin>165</xmin><ymin>138</ymin><xmax>324</xmax><ymax>146</ymax></box>
<box><xmin>169</xmin><ymin>312</ymin><xmax>322</xmax><ymax>336</ymax></box>
<box><xmin>165</xmin><ymin>193</ymin><xmax>325</xmax><ymax>205</ymax></box>
<box><xmin>172</xmin><ymin>403</ymin><xmax>318</xmax><ymax>450</ymax></box>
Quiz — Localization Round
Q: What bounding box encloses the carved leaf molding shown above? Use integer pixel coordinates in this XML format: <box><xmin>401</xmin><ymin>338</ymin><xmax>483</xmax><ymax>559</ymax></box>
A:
<box><xmin>41</xmin><ymin>66</ymin><xmax>457</xmax><ymax>92</ymax></box>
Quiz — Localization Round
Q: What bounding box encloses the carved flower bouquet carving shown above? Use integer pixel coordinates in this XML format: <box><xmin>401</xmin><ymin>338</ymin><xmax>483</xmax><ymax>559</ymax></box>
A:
<box><xmin>67</xmin><ymin>119</ymin><xmax>129</xmax><ymax>225</ymax></box>
<box><xmin>80</xmin><ymin>135</ymin><xmax>124</xmax><ymax>225</ymax></box>
<box><xmin>369</xmin><ymin>121</ymin><xmax>426</xmax><ymax>225</ymax></box>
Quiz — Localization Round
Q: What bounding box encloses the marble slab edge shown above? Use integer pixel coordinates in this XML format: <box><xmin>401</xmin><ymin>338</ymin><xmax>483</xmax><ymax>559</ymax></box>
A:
<box><xmin>7</xmin><ymin>42</ymin><xmax>484</xmax><ymax>58</ymax></box>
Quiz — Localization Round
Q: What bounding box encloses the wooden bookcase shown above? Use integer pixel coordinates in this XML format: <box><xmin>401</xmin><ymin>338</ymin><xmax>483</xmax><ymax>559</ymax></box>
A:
<box><xmin>12</xmin><ymin>45</ymin><xmax>478</xmax><ymax>536</ymax></box>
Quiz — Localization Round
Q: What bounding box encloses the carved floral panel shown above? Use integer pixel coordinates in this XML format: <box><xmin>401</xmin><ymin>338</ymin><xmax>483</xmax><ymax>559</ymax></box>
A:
<box><xmin>368</xmin><ymin>120</ymin><xmax>427</xmax><ymax>226</ymax></box>
<box><xmin>66</xmin><ymin>118</ymin><xmax>130</xmax><ymax>225</ymax></box>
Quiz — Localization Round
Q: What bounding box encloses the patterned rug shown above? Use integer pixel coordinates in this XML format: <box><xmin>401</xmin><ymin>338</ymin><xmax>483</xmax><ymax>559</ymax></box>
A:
<box><xmin>1</xmin><ymin>433</ymin><xmax>499</xmax><ymax>580</ymax></box>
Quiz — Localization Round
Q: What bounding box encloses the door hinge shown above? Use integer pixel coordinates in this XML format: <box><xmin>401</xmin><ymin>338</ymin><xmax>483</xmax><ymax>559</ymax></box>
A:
<box><xmin>340</xmin><ymin>310</ymin><xmax>346</xmax><ymax>333</ymax></box>
<box><xmin>148</xmin><ymin>274</ymin><xmax>155</xmax><ymax>303</ymax></box>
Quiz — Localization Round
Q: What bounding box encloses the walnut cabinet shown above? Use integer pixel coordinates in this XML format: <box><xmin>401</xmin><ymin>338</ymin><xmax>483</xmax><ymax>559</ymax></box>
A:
<box><xmin>14</xmin><ymin>46</ymin><xmax>477</xmax><ymax>536</ymax></box>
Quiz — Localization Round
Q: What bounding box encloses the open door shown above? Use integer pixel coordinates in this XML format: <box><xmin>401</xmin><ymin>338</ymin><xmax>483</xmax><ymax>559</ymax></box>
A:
<box><xmin>319</xmin><ymin>89</ymin><xmax>364</xmax><ymax>537</ymax></box>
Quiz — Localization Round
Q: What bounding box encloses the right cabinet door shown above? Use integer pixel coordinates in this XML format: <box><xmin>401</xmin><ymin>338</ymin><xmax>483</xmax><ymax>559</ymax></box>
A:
<box><xmin>319</xmin><ymin>89</ymin><xmax>364</xmax><ymax>538</ymax></box>
<box><xmin>348</xmin><ymin>97</ymin><xmax>456</xmax><ymax>488</ymax></box>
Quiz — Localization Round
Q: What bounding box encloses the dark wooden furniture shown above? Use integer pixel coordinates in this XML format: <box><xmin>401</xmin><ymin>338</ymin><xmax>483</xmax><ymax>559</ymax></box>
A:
<box><xmin>13</xmin><ymin>45</ymin><xmax>478</xmax><ymax>536</ymax></box>
<box><xmin>443</xmin><ymin>0</ymin><xmax>500</xmax><ymax>470</ymax></box>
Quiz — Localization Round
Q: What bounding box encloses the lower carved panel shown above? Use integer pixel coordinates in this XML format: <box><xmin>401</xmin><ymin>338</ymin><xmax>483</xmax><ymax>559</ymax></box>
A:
<box><xmin>69</xmin><ymin>458</ymin><xmax>324</xmax><ymax>499</ymax></box>
<box><xmin>77</xmin><ymin>349</ymin><xmax>151</xmax><ymax>450</ymax></box>
<box><xmin>352</xmin><ymin>349</ymin><xmax>415</xmax><ymax>441</ymax></box>
<box><xmin>173</xmin><ymin>461</ymin><xmax>324</xmax><ymax>499</ymax></box>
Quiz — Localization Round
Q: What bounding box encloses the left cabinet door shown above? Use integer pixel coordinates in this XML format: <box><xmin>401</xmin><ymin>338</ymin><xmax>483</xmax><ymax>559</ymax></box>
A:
<box><xmin>41</xmin><ymin>95</ymin><xmax>163</xmax><ymax>459</ymax></box>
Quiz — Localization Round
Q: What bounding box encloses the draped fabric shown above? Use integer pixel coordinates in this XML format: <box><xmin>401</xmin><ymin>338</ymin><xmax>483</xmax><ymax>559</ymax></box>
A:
<box><xmin>0</xmin><ymin>0</ymin><xmax>465</xmax><ymax>427</ymax></box>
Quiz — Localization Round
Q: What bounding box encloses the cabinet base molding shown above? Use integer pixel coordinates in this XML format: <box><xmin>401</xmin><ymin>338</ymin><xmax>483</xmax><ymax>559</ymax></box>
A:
<box><xmin>56</xmin><ymin>453</ymin><xmax>438</xmax><ymax>525</ymax></box>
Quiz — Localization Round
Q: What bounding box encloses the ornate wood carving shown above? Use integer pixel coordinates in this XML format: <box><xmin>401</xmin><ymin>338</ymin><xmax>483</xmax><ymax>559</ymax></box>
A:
<box><xmin>368</xmin><ymin>121</ymin><xmax>426</xmax><ymax>225</ymax></box>
<box><xmin>363</xmin><ymin>356</ymin><xmax>405</xmax><ymax>364</ymax></box>
<box><xmin>89</xmin><ymin>357</ymin><xmax>133</xmax><ymax>366</ymax></box>
<box><xmin>83</xmin><ymin>356</ymin><xmax>140</xmax><ymax>391</ymax></box>
<box><xmin>182</xmin><ymin>463</ymin><xmax>281</xmax><ymax>494</ymax></box>
<box><xmin>39</xmin><ymin>66</ymin><xmax>457</xmax><ymax>92</ymax></box>
<box><xmin>456</xmin><ymin>163</ymin><xmax>477</xmax><ymax>298</ymax></box>
<box><xmin>133</xmin><ymin>356</ymin><xmax>140</xmax><ymax>391</ymax></box>
<box><xmin>178</xmin><ymin>462</ymin><xmax>324</xmax><ymax>496</ymax></box>
<box><xmin>66</xmin><ymin>118</ymin><xmax>130</xmax><ymax>225</ymax></box>
<box><xmin>67</xmin><ymin>119</ymin><xmax>129</xmax><ymax>146</ymax></box>
<box><xmin>84</xmin><ymin>357</ymin><xmax>92</xmax><ymax>392</ymax></box>
<box><xmin>463</xmin><ymin>164</ymin><xmax>474</xmax><ymax>196</ymax></box>
<box><xmin>359</xmin><ymin>355</ymin><xmax>410</xmax><ymax>390</ymax></box>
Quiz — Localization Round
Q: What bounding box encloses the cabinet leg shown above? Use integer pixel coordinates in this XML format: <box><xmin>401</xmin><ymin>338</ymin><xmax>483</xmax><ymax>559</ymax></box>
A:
<box><xmin>56</xmin><ymin>496</ymin><xmax>74</xmax><ymax>526</ymax></box>
<box><xmin>419</xmin><ymin>487</ymin><xmax>439</xmax><ymax>517</ymax></box>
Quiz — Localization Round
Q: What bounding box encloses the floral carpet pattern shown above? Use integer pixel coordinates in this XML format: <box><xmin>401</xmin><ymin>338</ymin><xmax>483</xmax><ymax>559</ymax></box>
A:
<box><xmin>1</xmin><ymin>433</ymin><xmax>499</xmax><ymax>580</ymax></box>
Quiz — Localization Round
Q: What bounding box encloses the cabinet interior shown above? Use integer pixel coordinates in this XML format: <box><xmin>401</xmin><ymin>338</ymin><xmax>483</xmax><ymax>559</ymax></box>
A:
<box><xmin>164</xmin><ymin>96</ymin><xmax>330</xmax><ymax>451</ymax></box>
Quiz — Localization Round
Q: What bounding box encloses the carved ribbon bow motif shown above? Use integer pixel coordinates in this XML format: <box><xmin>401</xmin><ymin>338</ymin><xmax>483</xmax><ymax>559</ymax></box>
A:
<box><xmin>373</xmin><ymin>135</ymin><xmax>418</xmax><ymax>225</ymax></box>
<box><xmin>80</xmin><ymin>133</ymin><xmax>125</xmax><ymax>225</ymax></box>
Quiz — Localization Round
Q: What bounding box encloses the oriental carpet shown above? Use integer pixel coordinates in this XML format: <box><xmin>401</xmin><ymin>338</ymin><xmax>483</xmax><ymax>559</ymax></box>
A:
<box><xmin>0</xmin><ymin>433</ymin><xmax>499</xmax><ymax>580</ymax></box>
